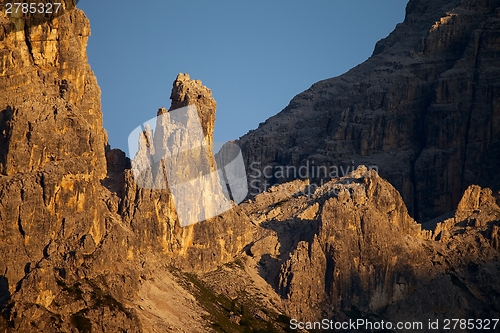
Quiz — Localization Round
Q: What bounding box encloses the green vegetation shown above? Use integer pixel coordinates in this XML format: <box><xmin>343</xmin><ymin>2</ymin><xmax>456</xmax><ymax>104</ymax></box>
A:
<box><xmin>88</xmin><ymin>281</ymin><xmax>133</xmax><ymax>319</ymax></box>
<box><xmin>169</xmin><ymin>265</ymin><xmax>289</xmax><ymax>332</ymax></box>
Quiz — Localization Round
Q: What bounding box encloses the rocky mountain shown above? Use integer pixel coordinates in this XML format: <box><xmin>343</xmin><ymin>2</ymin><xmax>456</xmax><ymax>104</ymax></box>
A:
<box><xmin>238</xmin><ymin>0</ymin><xmax>500</xmax><ymax>222</ymax></box>
<box><xmin>240</xmin><ymin>169</ymin><xmax>500</xmax><ymax>323</ymax></box>
<box><xmin>0</xmin><ymin>0</ymin><xmax>499</xmax><ymax>332</ymax></box>
<box><xmin>0</xmin><ymin>2</ymin><xmax>252</xmax><ymax>331</ymax></box>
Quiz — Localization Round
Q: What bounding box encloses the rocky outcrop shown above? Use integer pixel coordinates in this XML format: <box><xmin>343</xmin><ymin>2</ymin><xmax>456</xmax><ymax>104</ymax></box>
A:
<box><xmin>384</xmin><ymin>183</ymin><xmax>500</xmax><ymax>325</ymax></box>
<box><xmin>169</xmin><ymin>73</ymin><xmax>217</xmax><ymax>150</ymax></box>
<box><xmin>0</xmin><ymin>1</ymin><xmax>107</xmax><ymax>178</ymax></box>
<box><xmin>239</xmin><ymin>167</ymin><xmax>431</xmax><ymax>320</ymax></box>
<box><xmin>228</xmin><ymin>166</ymin><xmax>500</xmax><ymax>324</ymax></box>
<box><xmin>0</xmin><ymin>4</ymin><xmax>253</xmax><ymax>331</ymax></box>
<box><xmin>121</xmin><ymin>71</ymin><xmax>254</xmax><ymax>270</ymax></box>
<box><xmin>0</xmin><ymin>2</ymin><xmax>144</xmax><ymax>331</ymax></box>
<box><xmin>238</xmin><ymin>0</ymin><xmax>500</xmax><ymax>222</ymax></box>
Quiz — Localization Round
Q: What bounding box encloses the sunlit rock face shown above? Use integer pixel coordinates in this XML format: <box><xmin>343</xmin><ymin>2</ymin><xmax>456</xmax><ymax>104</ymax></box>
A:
<box><xmin>122</xmin><ymin>73</ymin><xmax>254</xmax><ymax>270</ymax></box>
<box><xmin>0</xmin><ymin>0</ymin><xmax>107</xmax><ymax>290</ymax></box>
<box><xmin>0</xmin><ymin>2</ymin><xmax>138</xmax><ymax>331</ymax></box>
<box><xmin>0</xmin><ymin>4</ymin><xmax>253</xmax><ymax>330</ymax></box>
<box><xmin>238</xmin><ymin>0</ymin><xmax>500</xmax><ymax>222</ymax></box>
<box><xmin>0</xmin><ymin>1</ymin><xmax>107</xmax><ymax>178</ymax></box>
<box><xmin>170</xmin><ymin>73</ymin><xmax>217</xmax><ymax>155</ymax></box>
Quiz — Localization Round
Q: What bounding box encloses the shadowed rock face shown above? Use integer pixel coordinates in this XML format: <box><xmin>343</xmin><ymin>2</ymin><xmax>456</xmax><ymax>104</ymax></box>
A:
<box><xmin>238</xmin><ymin>0</ymin><xmax>500</xmax><ymax>222</ymax></box>
<box><xmin>242</xmin><ymin>167</ymin><xmax>500</xmax><ymax>323</ymax></box>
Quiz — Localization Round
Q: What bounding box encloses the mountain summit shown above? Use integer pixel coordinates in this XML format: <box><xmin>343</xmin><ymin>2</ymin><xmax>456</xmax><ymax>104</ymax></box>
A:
<box><xmin>238</xmin><ymin>0</ymin><xmax>500</xmax><ymax>222</ymax></box>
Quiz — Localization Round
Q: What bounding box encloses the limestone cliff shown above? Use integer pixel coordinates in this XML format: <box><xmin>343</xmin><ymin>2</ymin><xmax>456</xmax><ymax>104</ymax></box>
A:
<box><xmin>0</xmin><ymin>1</ymin><xmax>142</xmax><ymax>331</ymax></box>
<box><xmin>0</xmin><ymin>3</ymin><xmax>253</xmax><ymax>332</ymax></box>
<box><xmin>238</xmin><ymin>0</ymin><xmax>500</xmax><ymax>222</ymax></box>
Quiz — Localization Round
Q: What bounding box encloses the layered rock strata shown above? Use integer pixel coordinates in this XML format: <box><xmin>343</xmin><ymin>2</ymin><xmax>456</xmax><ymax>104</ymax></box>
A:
<box><xmin>0</xmin><ymin>4</ymin><xmax>253</xmax><ymax>331</ymax></box>
<box><xmin>217</xmin><ymin>166</ymin><xmax>500</xmax><ymax>325</ymax></box>
<box><xmin>238</xmin><ymin>0</ymin><xmax>500</xmax><ymax>222</ymax></box>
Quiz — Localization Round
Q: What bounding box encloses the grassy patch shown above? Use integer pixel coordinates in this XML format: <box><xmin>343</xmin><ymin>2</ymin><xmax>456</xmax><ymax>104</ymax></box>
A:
<box><xmin>89</xmin><ymin>282</ymin><xmax>133</xmax><ymax>319</ymax></box>
<box><xmin>171</xmin><ymin>269</ymin><xmax>287</xmax><ymax>333</ymax></box>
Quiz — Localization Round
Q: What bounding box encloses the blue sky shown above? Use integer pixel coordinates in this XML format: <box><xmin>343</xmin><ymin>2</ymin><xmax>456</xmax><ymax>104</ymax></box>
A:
<box><xmin>77</xmin><ymin>1</ymin><xmax>407</xmax><ymax>154</ymax></box>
